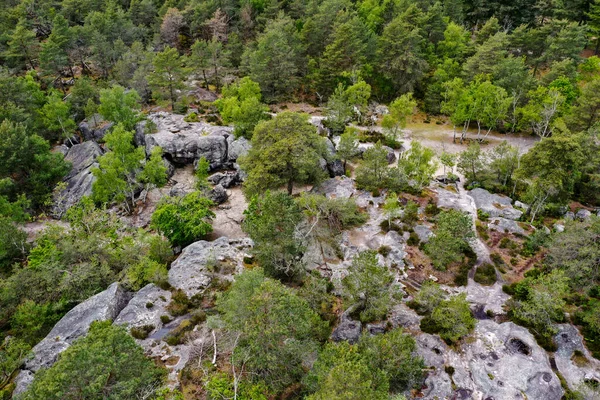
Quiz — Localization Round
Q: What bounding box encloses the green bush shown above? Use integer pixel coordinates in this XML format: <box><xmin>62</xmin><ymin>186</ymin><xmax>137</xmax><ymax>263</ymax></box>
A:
<box><xmin>184</xmin><ymin>112</ymin><xmax>199</xmax><ymax>122</ymax></box>
<box><xmin>166</xmin><ymin>289</ymin><xmax>191</xmax><ymax>316</ymax></box>
<box><xmin>130</xmin><ymin>324</ymin><xmax>155</xmax><ymax>340</ymax></box>
<box><xmin>151</xmin><ymin>191</ymin><xmax>215</xmax><ymax>247</ymax></box>
<box><xmin>474</xmin><ymin>264</ymin><xmax>497</xmax><ymax>286</ymax></box>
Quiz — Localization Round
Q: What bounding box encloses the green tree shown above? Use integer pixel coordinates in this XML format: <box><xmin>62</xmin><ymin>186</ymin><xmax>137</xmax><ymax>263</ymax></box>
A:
<box><xmin>40</xmin><ymin>91</ymin><xmax>77</xmax><ymax>144</ymax></box>
<box><xmin>509</xmin><ymin>270</ymin><xmax>569</xmax><ymax>338</ymax></box>
<box><xmin>342</xmin><ymin>250</ymin><xmax>400</xmax><ymax>322</ymax></box>
<box><xmin>98</xmin><ymin>85</ymin><xmax>142</xmax><ymax>131</ymax></box>
<box><xmin>422</xmin><ymin>293</ymin><xmax>475</xmax><ymax>343</ymax></box>
<box><xmin>4</xmin><ymin>19</ymin><xmax>39</xmax><ymax>70</ymax></box>
<box><xmin>545</xmin><ymin>217</ymin><xmax>600</xmax><ymax>289</ymax></box>
<box><xmin>410</xmin><ymin>280</ymin><xmax>447</xmax><ymax>315</ymax></box>
<box><xmin>398</xmin><ymin>141</ymin><xmax>438</xmax><ymax>190</ymax></box>
<box><xmin>242</xmin><ymin>13</ymin><xmax>302</xmax><ymax>102</ymax></box>
<box><xmin>358</xmin><ymin>328</ymin><xmax>424</xmax><ymax>391</ymax></box>
<box><xmin>239</xmin><ymin>112</ymin><xmax>328</xmax><ymax>196</ymax></box>
<box><xmin>68</xmin><ymin>77</ymin><xmax>99</xmax><ymax>122</ymax></box>
<box><xmin>355</xmin><ymin>142</ymin><xmax>405</xmax><ymax>192</ymax></box>
<box><xmin>0</xmin><ymin>120</ymin><xmax>70</xmax><ymax>208</ymax></box>
<box><xmin>215</xmin><ymin>77</ymin><xmax>269</xmax><ymax>138</ymax></box>
<box><xmin>242</xmin><ymin>191</ymin><xmax>304</xmax><ymax>279</ymax></box>
<box><xmin>424</xmin><ymin>209</ymin><xmax>474</xmax><ymax>270</ymax></box>
<box><xmin>92</xmin><ymin>124</ymin><xmax>167</xmax><ymax>212</ymax></box>
<box><xmin>39</xmin><ymin>15</ymin><xmax>73</xmax><ymax>88</ymax></box>
<box><xmin>440</xmin><ymin>151</ymin><xmax>457</xmax><ymax>176</ymax></box>
<box><xmin>378</xmin><ymin>14</ymin><xmax>428</xmax><ymax>94</ymax></box>
<box><xmin>151</xmin><ymin>191</ymin><xmax>214</xmax><ymax>246</ymax></box>
<box><xmin>382</xmin><ymin>192</ymin><xmax>401</xmax><ymax>226</ymax></box>
<box><xmin>11</xmin><ymin>300</ymin><xmax>59</xmax><ymax>345</ymax></box>
<box><xmin>567</xmin><ymin>79</ymin><xmax>600</xmax><ymax>132</ymax></box>
<box><xmin>149</xmin><ymin>46</ymin><xmax>188</xmax><ymax>111</ymax></box>
<box><xmin>381</xmin><ymin>93</ymin><xmax>416</xmax><ymax>140</ymax></box>
<box><xmin>336</xmin><ymin>127</ymin><xmax>360</xmax><ymax>173</ymax></box>
<box><xmin>325</xmin><ymin>80</ymin><xmax>371</xmax><ymax>133</ymax></box>
<box><xmin>488</xmin><ymin>141</ymin><xmax>519</xmax><ymax>187</ymax></box>
<box><xmin>518</xmin><ymin>86</ymin><xmax>566</xmax><ymax>139</ymax></box>
<box><xmin>0</xmin><ymin>337</ymin><xmax>30</xmax><ymax>390</ymax></box>
<box><xmin>21</xmin><ymin>321</ymin><xmax>165</xmax><ymax>400</ymax></box>
<box><xmin>217</xmin><ymin>269</ymin><xmax>327</xmax><ymax>392</ymax></box>
<box><xmin>190</xmin><ymin>38</ymin><xmax>228</xmax><ymax>91</ymax></box>
<box><xmin>304</xmin><ymin>341</ymin><xmax>389</xmax><ymax>400</ymax></box>
<box><xmin>457</xmin><ymin>142</ymin><xmax>485</xmax><ymax>183</ymax></box>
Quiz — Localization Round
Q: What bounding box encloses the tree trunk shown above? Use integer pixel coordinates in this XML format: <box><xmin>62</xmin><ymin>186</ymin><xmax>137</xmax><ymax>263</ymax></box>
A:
<box><xmin>287</xmin><ymin>179</ymin><xmax>293</xmax><ymax>195</ymax></box>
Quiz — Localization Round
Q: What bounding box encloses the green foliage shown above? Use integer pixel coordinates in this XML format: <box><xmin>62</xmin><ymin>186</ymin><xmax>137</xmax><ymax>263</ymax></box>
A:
<box><xmin>342</xmin><ymin>251</ymin><xmax>400</xmax><ymax>323</ymax></box>
<box><xmin>239</xmin><ymin>112</ymin><xmax>327</xmax><ymax>196</ymax></box>
<box><xmin>149</xmin><ymin>46</ymin><xmax>188</xmax><ymax>111</ymax></box>
<box><xmin>40</xmin><ymin>91</ymin><xmax>76</xmax><ymax>143</ymax></box>
<box><xmin>242</xmin><ymin>191</ymin><xmax>304</xmax><ymax>279</ymax></box>
<box><xmin>195</xmin><ymin>156</ymin><xmax>211</xmax><ymax>191</ymax></box>
<box><xmin>0</xmin><ymin>337</ymin><xmax>30</xmax><ymax>390</ymax></box>
<box><xmin>336</xmin><ymin>127</ymin><xmax>360</xmax><ymax>173</ymax></box>
<box><xmin>355</xmin><ymin>142</ymin><xmax>406</xmax><ymax>192</ymax></box>
<box><xmin>421</xmin><ymin>292</ymin><xmax>475</xmax><ymax>344</ymax></box>
<box><xmin>0</xmin><ymin>120</ymin><xmax>70</xmax><ymax>209</ymax></box>
<box><xmin>98</xmin><ymin>85</ymin><xmax>142</xmax><ymax>131</ymax></box>
<box><xmin>474</xmin><ymin>264</ymin><xmax>497</xmax><ymax>285</ymax></box>
<box><xmin>11</xmin><ymin>300</ymin><xmax>60</xmax><ymax>345</ymax></box>
<box><xmin>425</xmin><ymin>210</ymin><xmax>474</xmax><ymax>270</ymax></box>
<box><xmin>398</xmin><ymin>141</ymin><xmax>438</xmax><ymax>190</ymax></box>
<box><xmin>215</xmin><ymin>77</ymin><xmax>269</xmax><ymax>138</ymax></box>
<box><xmin>151</xmin><ymin>192</ymin><xmax>214</xmax><ymax>247</ymax></box>
<box><xmin>409</xmin><ymin>280</ymin><xmax>447</xmax><ymax>315</ymax></box>
<box><xmin>382</xmin><ymin>93</ymin><xmax>416</xmax><ymax>140</ymax></box>
<box><xmin>21</xmin><ymin>321</ymin><xmax>165</xmax><ymax>399</ymax></box>
<box><xmin>508</xmin><ymin>269</ymin><xmax>569</xmax><ymax>338</ymax></box>
<box><xmin>325</xmin><ymin>80</ymin><xmax>371</xmax><ymax>133</ymax></box>
<box><xmin>217</xmin><ymin>269</ymin><xmax>327</xmax><ymax>392</ymax></box>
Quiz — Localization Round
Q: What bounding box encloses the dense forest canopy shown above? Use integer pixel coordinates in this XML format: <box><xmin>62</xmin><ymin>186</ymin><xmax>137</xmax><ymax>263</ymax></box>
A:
<box><xmin>1</xmin><ymin>0</ymin><xmax>600</xmax><ymax>399</ymax></box>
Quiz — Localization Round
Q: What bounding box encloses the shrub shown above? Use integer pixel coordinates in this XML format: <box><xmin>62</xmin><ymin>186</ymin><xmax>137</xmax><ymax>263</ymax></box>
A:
<box><xmin>130</xmin><ymin>324</ymin><xmax>155</xmax><ymax>340</ymax></box>
<box><xmin>407</xmin><ymin>232</ymin><xmax>419</xmax><ymax>246</ymax></box>
<box><xmin>151</xmin><ymin>192</ymin><xmax>215</xmax><ymax>247</ymax></box>
<box><xmin>160</xmin><ymin>315</ymin><xmax>172</xmax><ymax>324</ymax></box>
<box><xmin>167</xmin><ymin>289</ymin><xmax>191</xmax><ymax>316</ymax></box>
<box><xmin>474</xmin><ymin>264</ymin><xmax>497</xmax><ymax>286</ymax></box>
<box><xmin>184</xmin><ymin>112</ymin><xmax>199</xmax><ymax>122</ymax></box>
<box><xmin>378</xmin><ymin>245</ymin><xmax>391</xmax><ymax>257</ymax></box>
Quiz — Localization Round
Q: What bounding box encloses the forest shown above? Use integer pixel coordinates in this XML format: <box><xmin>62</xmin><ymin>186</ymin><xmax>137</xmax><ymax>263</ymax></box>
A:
<box><xmin>1</xmin><ymin>0</ymin><xmax>600</xmax><ymax>398</ymax></box>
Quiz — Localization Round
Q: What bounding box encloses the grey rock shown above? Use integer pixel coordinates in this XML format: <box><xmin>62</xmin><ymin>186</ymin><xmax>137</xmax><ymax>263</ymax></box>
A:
<box><xmin>163</xmin><ymin>158</ymin><xmax>176</xmax><ymax>178</ymax></box>
<box><xmin>14</xmin><ymin>283</ymin><xmax>131</xmax><ymax>395</ymax></box>
<box><xmin>331</xmin><ymin>313</ymin><xmax>362</xmax><ymax>344</ymax></box>
<box><xmin>144</xmin><ymin>112</ymin><xmax>232</xmax><ymax>167</ymax></box>
<box><xmin>311</xmin><ymin>177</ymin><xmax>356</xmax><ymax>199</ymax></box>
<box><xmin>554</xmin><ymin>223</ymin><xmax>565</xmax><ymax>233</ymax></box>
<box><xmin>488</xmin><ymin>217</ymin><xmax>526</xmax><ymax>235</ymax></box>
<box><xmin>208</xmin><ymin>171</ymin><xmax>241</xmax><ymax>188</ymax></box>
<box><xmin>366</xmin><ymin>322</ymin><xmax>386</xmax><ymax>335</ymax></box>
<box><xmin>13</xmin><ymin>370</ymin><xmax>34</xmax><ymax>395</ymax></box>
<box><xmin>374</xmin><ymin>104</ymin><xmax>389</xmax><ymax>115</ymax></box>
<box><xmin>414</xmin><ymin>224</ymin><xmax>433</xmax><ymax>243</ymax></box>
<box><xmin>554</xmin><ymin>324</ymin><xmax>600</xmax><ymax>399</ymax></box>
<box><xmin>436</xmin><ymin>174</ymin><xmax>459</xmax><ymax>184</ymax></box>
<box><xmin>309</xmin><ymin>115</ymin><xmax>329</xmax><ymax>135</ymax></box>
<box><xmin>227</xmin><ymin>136</ymin><xmax>250</xmax><ymax>162</ymax></box>
<box><xmin>208</xmin><ymin>184</ymin><xmax>228</xmax><ymax>204</ymax></box>
<box><xmin>514</xmin><ymin>200</ymin><xmax>529</xmax><ymax>210</ymax></box>
<box><xmin>576</xmin><ymin>209</ymin><xmax>592</xmax><ymax>221</ymax></box>
<box><xmin>327</xmin><ymin>159</ymin><xmax>345</xmax><ymax>177</ymax></box>
<box><xmin>469</xmin><ymin>188</ymin><xmax>522</xmax><ymax>220</ymax></box>
<box><xmin>114</xmin><ymin>284</ymin><xmax>172</xmax><ymax>336</ymax></box>
<box><xmin>565</xmin><ymin>211</ymin><xmax>575</xmax><ymax>220</ymax></box>
<box><xmin>382</xmin><ymin>145</ymin><xmax>397</xmax><ymax>163</ymax></box>
<box><xmin>233</xmin><ymin>163</ymin><xmax>247</xmax><ymax>182</ymax></box>
<box><xmin>436</xmin><ymin>188</ymin><xmax>464</xmax><ymax>211</ymax></box>
<box><xmin>134</xmin><ymin>121</ymin><xmax>147</xmax><ymax>147</ymax></box>
<box><xmin>79</xmin><ymin>120</ymin><xmax>113</xmax><ymax>141</ymax></box>
<box><xmin>53</xmin><ymin>141</ymin><xmax>104</xmax><ymax>216</ymax></box>
<box><xmin>168</xmin><ymin>237</ymin><xmax>253</xmax><ymax>297</ymax></box>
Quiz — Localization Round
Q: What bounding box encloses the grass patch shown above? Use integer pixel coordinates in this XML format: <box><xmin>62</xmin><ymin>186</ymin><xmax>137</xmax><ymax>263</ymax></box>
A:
<box><xmin>474</xmin><ymin>264</ymin><xmax>497</xmax><ymax>286</ymax></box>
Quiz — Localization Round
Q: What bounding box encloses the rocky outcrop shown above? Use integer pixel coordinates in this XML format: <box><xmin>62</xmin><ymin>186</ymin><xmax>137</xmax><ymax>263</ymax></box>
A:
<box><xmin>208</xmin><ymin>171</ymin><xmax>242</xmax><ymax>188</ymax></box>
<box><xmin>576</xmin><ymin>209</ymin><xmax>592</xmax><ymax>221</ymax></box>
<box><xmin>554</xmin><ymin>324</ymin><xmax>600</xmax><ymax>399</ymax></box>
<box><xmin>14</xmin><ymin>283</ymin><xmax>131</xmax><ymax>395</ymax></box>
<box><xmin>331</xmin><ymin>312</ymin><xmax>362</xmax><ymax>344</ymax></box>
<box><xmin>168</xmin><ymin>237</ymin><xmax>253</xmax><ymax>297</ymax></box>
<box><xmin>418</xmin><ymin>320</ymin><xmax>564</xmax><ymax>400</ymax></box>
<box><xmin>208</xmin><ymin>184</ymin><xmax>228</xmax><ymax>204</ymax></box>
<box><xmin>52</xmin><ymin>141</ymin><xmax>104</xmax><ymax>216</ymax></box>
<box><xmin>311</xmin><ymin>176</ymin><xmax>356</xmax><ymax>199</ymax></box>
<box><xmin>488</xmin><ymin>216</ymin><xmax>526</xmax><ymax>235</ymax></box>
<box><xmin>435</xmin><ymin>187</ymin><xmax>464</xmax><ymax>211</ymax></box>
<box><xmin>226</xmin><ymin>136</ymin><xmax>250</xmax><ymax>162</ymax></box>
<box><xmin>414</xmin><ymin>224</ymin><xmax>433</xmax><ymax>243</ymax></box>
<box><xmin>469</xmin><ymin>188</ymin><xmax>522</xmax><ymax>220</ymax></box>
<box><xmin>144</xmin><ymin>112</ymin><xmax>232</xmax><ymax>168</ymax></box>
<box><xmin>114</xmin><ymin>284</ymin><xmax>172</xmax><ymax>336</ymax></box>
<box><xmin>79</xmin><ymin>119</ymin><xmax>113</xmax><ymax>141</ymax></box>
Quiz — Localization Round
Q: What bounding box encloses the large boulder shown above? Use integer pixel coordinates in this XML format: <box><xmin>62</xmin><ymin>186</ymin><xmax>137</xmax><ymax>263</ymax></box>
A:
<box><xmin>554</xmin><ymin>324</ymin><xmax>600</xmax><ymax>398</ymax></box>
<box><xmin>144</xmin><ymin>112</ymin><xmax>232</xmax><ymax>168</ymax></box>
<box><xmin>208</xmin><ymin>184</ymin><xmax>228</xmax><ymax>204</ymax></box>
<box><xmin>14</xmin><ymin>283</ymin><xmax>130</xmax><ymax>395</ymax></box>
<box><xmin>168</xmin><ymin>237</ymin><xmax>253</xmax><ymax>297</ymax></box>
<box><xmin>311</xmin><ymin>176</ymin><xmax>356</xmax><ymax>199</ymax></box>
<box><xmin>488</xmin><ymin>217</ymin><xmax>526</xmax><ymax>235</ymax></box>
<box><xmin>227</xmin><ymin>136</ymin><xmax>251</xmax><ymax>162</ymax></box>
<box><xmin>52</xmin><ymin>141</ymin><xmax>104</xmax><ymax>216</ymax></box>
<box><xmin>78</xmin><ymin>119</ymin><xmax>113</xmax><ymax>141</ymax></box>
<box><xmin>576</xmin><ymin>209</ymin><xmax>592</xmax><ymax>221</ymax></box>
<box><xmin>419</xmin><ymin>320</ymin><xmax>564</xmax><ymax>400</ymax></box>
<box><xmin>414</xmin><ymin>224</ymin><xmax>433</xmax><ymax>243</ymax></box>
<box><xmin>469</xmin><ymin>188</ymin><xmax>522</xmax><ymax>220</ymax></box>
<box><xmin>331</xmin><ymin>312</ymin><xmax>362</xmax><ymax>344</ymax></box>
<box><xmin>208</xmin><ymin>171</ymin><xmax>241</xmax><ymax>188</ymax></box>
<box><xmin>114</xmin><ymin>283</ymin><xmax>172</xmax><ymax>337</ymax></box>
